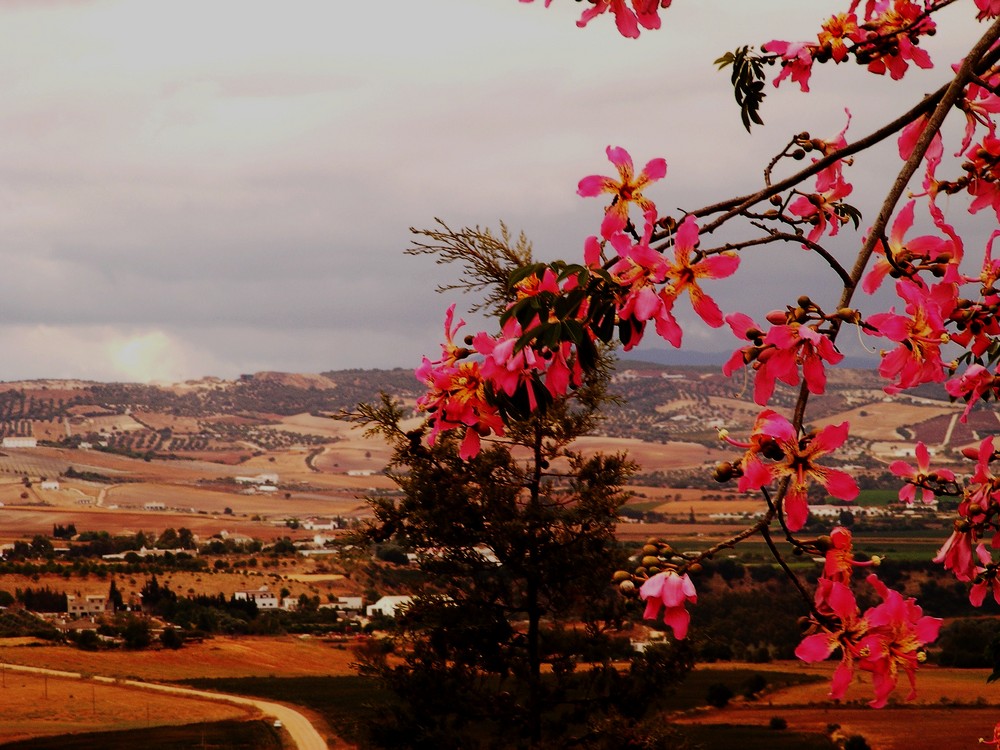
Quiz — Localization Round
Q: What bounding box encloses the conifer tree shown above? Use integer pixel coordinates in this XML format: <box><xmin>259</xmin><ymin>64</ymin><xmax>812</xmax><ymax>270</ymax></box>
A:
<box><xmin>349</xmin><ymin>226</ymin><xmax>691</xmax><ymax>749</ymax></box>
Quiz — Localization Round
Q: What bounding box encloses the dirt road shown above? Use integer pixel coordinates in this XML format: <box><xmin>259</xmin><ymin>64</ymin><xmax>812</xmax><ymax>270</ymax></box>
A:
<box><xmin>1</xmin><ymin>662</ymin><xmax>329</xmax><ymax>749</ymax></box>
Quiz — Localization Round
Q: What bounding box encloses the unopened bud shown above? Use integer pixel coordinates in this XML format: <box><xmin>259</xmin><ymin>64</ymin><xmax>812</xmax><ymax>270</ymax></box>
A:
<box><xmin>714</xmin><ymin>461</ymin><xmax>735</xmax><ymax>482</ymax></box>
<box><xmin>619</xmin><ymin>580</ymin><xmax>636</xmax><ymax>594</ymax></box>
<box><xmin>765</xmin><ymin>310</ymin><xmax>787</xmax><ymax>325</ymax></box>
<box><xmin>612</xmin><ymin>570</ymin><xmax>631</xmax><ymax>583</ymax></box>
<box><xmin>642</xmin><ymin>555</ymin><xmax>660</xmax><ymax>568</ymax></box>
<box><xmin>836</xmin><ymin>307</ymin><xmax>859</xmax><ymax>322</ymax></box>
<box><xmin>687</xmin><ymin>562</ymin><xmax>703</xmax><ymax>574</ymax></box>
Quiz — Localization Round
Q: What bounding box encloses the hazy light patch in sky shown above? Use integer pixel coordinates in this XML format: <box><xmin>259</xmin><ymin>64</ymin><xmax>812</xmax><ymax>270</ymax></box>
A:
<box><xmin>104</xmin><ymin>330</ymin><xmax>191</xmax><ymax>383</ymax></box>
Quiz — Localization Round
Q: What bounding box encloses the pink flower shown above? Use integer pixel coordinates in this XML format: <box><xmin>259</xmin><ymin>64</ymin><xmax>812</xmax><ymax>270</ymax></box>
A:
<box><xmin>578</xmin><ymin>146</ymin><xmax>667</xmax><ymax>237</ymax></box>
<box><xmin>969</xmin><ymin>544</ymin><xmax>1000</xmax><ymax>607</ymax></box>
<box><xmin>639</xmin><ymin>570</ymin><xmax>696</xmax><ymax>639</ymax></box>
<box><xmin>573</xmin><ymin>0</ymin><xmax>672</xmax><ymax>38</ymax></box>
<box><xmin>788</xmin><ymin>170</ymin><xmax>853</xmax><ymax>245</ymax></box>
<box><xmin>606</xmin><ymin>212</ymin><xmax>680</xmax><ymax>349</ymax></box>
<box><xmin>956</xmin><ymin>77</ymin><xmax>1000</xmax><ymax>156</ymax></box>
<box><xmin>897</xmin><ymin>115</ymin><xmax>943</xmax><ymax>191</ymax></box>
<box><xmin>965</xmin><ymin>135</ymin><xmax>1000</xmax><ymax>220</ymax></box>
<box><xmin>822</xmin><ymin>526</ymin><xmax>877</xmax><ymax>585</ymax></box>
<box><xmin>662</xmin><ymin>215</ymin><xmax>739</xmax><ymax>332</ymax></box>
<box><xmin>945</xmin><ymin>364</ymin><xmax>998</xmax><ymax>422</ymax></box>
<box><xmin>796</xmin><ymin>579</ymin><xmax>868</xmax><ymax>701</ymax></box>
<box><xmin>856</xmin><ymin>0</ymin><xmax>935</xmax><ymax>81</ymax></box>
<box><xmin>862</xmin><ymin>200</ymin><xmax>955</xmax><ymax>294</ymax></box>
<box><xmin>415</xmin><ymin>306</ymin><xmax>505</xmax><ymax>460</ymax></box>
<box><xmin>976</xmin><ymin>0</ymin><xmax>1000</xmax><ymax>19</ymax></box>
<box><xmin>722</xmin><ymin>314</ymin><xmax>842</xmax><ymax>406</ymax></box>
<box><xmin>857</xmin><ymin>574</ymin><xmax>941</xmax><ymax>709</ymax></box>
<box><xmin>735</xmin><ymin>410</ymin><xmax>858</xmax><ymax>531</ymax></box>
<box><xmin>934</xmin><ymin>524</ymin><xmax>977</xmax><ymax>582</ymax></box>
<box><xmin>764</xmin><ymin>40</ymin><xmax>815</xmax><ymax>92</ymax></box>
<box><xmin>981</xmin><ymin>722</ymin><xmax>1000</xmax><ymax>747</ymax></box>
<box><xmin>866</xmin><ymin>280</ymin><xmax>955</xmax><ymax>394</ymax></box>
<box><xmin>889</xmin><ymin>441</ymin><xmax>955</xmax><ymax>504</ymax></box>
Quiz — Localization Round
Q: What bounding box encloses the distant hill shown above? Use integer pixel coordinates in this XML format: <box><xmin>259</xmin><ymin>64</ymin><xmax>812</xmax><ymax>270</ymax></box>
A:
<box><xmin>619</xmin><ymin>347</ymin><xmax>880</xmax><ymax>370</ymax></box>
<box><xmin>0</xmin><ymin>359</ymin><xmax>979</xmax><ymax>467</ymax></box>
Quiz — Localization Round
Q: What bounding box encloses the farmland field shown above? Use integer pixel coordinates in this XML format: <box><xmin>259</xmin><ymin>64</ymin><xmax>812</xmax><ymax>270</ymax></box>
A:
<box><xmin>0</xmin><ymin>667</ymin><xmax>253</xmax><ymax>745</ymax></box>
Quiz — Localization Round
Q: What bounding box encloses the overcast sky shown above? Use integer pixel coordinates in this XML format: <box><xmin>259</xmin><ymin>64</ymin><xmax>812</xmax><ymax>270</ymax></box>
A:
<box><xmin>0</xmin><ymin>0</ymin><xmax>989</xmax><ymax>382</ymax></box>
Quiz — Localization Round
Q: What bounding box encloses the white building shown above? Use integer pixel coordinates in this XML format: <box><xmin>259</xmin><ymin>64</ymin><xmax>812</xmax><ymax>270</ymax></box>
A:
<box><xmin>66</xmin><ymin>594</ymin><xmax>109</xmax><ymax>616</ymax></box>
<box><xmin>235</xmin><ymin>473</ymin><xmax>279</xmax><ymax>485</ymax></box>
<box><xmin>366</xmin><ymin>595</ymin><xmax>413</xmax><ymax>618</ymax></box>
<box><xmin>233</xmin><ymin>585</ymin><xmax>279</xmax><ymax>610</ymax></box>
<box><xmin>2</xmin><ymin>437</ymin><xmax>36</xmax><ymax>448</ymax></box>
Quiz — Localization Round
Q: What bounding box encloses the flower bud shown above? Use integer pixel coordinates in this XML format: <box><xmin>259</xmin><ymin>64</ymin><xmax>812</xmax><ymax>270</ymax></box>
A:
<box><xmin>714</xmin><ymin>461</ymin><xmax>735</xmax><ymax>482</ymax></box>
<box><xmin>641</xmin><ymin>555</ymin><xmax>661</xmax><ymax>568</ymax></box>
<box><xmin>765</xmin><ymin>310</ymin><xmax>787</xmax><ymax>325</ymax></box>
<box><xmin>619</xmin><ymin>580</ymin><xmax>636</xmax><ymax>594</ymax></box>
<box><xmin>612</xmin><ymin>570</ymin><xmax>631</xmax><ymax>583</ymax></box>
<box><xmin>642</xmin><ymin>544</ymin><xmax>659</xmax><ymax>556</ymax></box>
<box><xmin>687</xmin><ymin>562</ymin><xmax>702</xmax><ymax>574</ymax></box>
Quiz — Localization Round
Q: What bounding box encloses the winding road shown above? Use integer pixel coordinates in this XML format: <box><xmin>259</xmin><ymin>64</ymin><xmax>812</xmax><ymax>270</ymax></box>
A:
<box><xmin>1</xmin><ymin>662</ymin><xmax>329</xmax><ymax>749</ymax></box>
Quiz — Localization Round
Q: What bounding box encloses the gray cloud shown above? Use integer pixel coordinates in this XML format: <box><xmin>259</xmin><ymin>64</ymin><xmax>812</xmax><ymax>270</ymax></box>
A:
<box><xmin>0</xmin><ymin>0</ymin><xmax>990</xmax><ymax>381</ymax></box>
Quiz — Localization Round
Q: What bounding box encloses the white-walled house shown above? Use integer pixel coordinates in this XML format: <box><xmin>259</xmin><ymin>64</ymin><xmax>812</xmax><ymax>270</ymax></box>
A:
<box><xmin>366</xmin><ymin>595</ymin><xmax>413</xmax><ymax>618</ymax></box>
<box><xmin>2</xmin><ymin>437</ymin><xmax>36</xmax><ymax>448</ymax></box>
<box><xmin>233</xmin><ymin>585</ymin><xmax>279</xmax><ymax>610</ymax></box>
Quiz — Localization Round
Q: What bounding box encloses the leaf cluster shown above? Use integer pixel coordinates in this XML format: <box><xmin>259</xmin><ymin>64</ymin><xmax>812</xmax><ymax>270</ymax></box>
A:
<box><xmin>715</xmin><ymin>46</ymin><xmax>770</xmax><ymax>132</ymax></box>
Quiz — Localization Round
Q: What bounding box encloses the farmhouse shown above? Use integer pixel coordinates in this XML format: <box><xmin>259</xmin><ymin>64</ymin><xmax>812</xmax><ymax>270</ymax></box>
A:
<box><xmin>2</xmin><ymin>436</ymin><xmax>36</xmax><ymax>448</ymax></box>
<box><xmin>366</xmin><ymin>595</ymin><xmax>413</xmax><ymax>618</ymax></box>
<box><xmin>233</xmin><ymin>585</ymin><xmax>279</xmax><ymax>610</ymax></box>
<box><xmin>66</xmin><ymin>594</ymin><xmax>109</xmax><ymax>616</ymax></box>
<box><xmin>39</xmin><ymin>480</ymin><xmax>60</xmax><ymax>490</ymax></box>
<box><xmin>330</xmin><ymin>596</ymin><xmax>363</xmax><ymax>613</ymax></box>
<box><xmin>144</xmin><ymin>502</ymin><xmax>166</xmax><ymax>511</ymax></box>
<box><xmin>235</xmin><ymin>473</ymin><xmax>279</xmax><ymax>485</ymax></box>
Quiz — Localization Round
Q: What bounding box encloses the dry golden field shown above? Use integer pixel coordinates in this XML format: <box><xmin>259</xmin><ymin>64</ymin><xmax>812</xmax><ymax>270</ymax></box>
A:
<box><xmin>678</xmin><ymin>661</ymin><xmax>1000</xmax><ymax>750</ymax></box>
<box><xmin>0</xmin><ymin>564</ymin><xmax>353</xmax><ymax>609</ymax></box>
<box><xmin>809</xmin><ymin>401</ymin><xmax>957</xmax><ymax>440</ymax></box>
<box><xmin>0</xmin><ymin>662</ymin><xmax>253</xmax><ymax>744</ymax></box>
<box><xmin>0</xmin><ymin>635</ymin><xmax>358</xmax><ymax>681</ymax></box>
